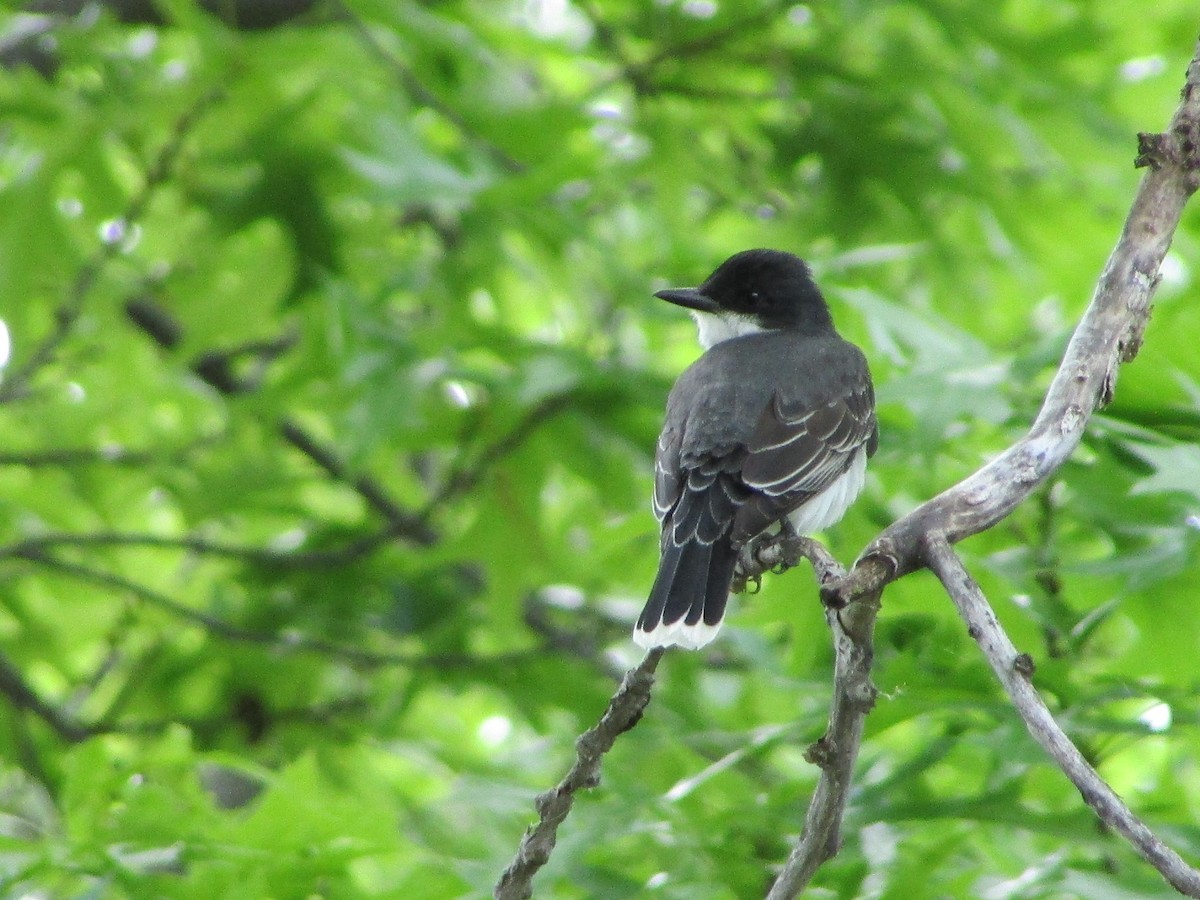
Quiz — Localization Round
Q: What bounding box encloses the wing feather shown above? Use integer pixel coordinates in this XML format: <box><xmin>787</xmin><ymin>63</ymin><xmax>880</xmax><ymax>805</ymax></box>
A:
<box><xmin>653</xmin><ymin>428</ymin><xmax>683</xmax><ymax>522</ymax></box>
<box><xmin>731</xmin><ymin>385</ymin><xmax>877</xmax><ymax>543</ymax></box>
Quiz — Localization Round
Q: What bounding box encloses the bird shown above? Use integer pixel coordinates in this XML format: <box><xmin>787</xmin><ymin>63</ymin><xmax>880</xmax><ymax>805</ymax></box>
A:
<box><xmin>634</xmin><ymin>249</ymin><xmax>878</xmax><ymax>650</ymax></box>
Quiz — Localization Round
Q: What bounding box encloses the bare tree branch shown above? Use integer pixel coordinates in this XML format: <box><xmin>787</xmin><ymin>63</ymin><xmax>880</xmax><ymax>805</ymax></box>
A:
<box><xmin>924</xmin><ymin>533</ymin><xmax>1200</xmax><ymax>898</ymax></box>
<box><xmin>494</xmin><ymin>648</ymin><xmax>665</xmax><ymax>900</ymax></box>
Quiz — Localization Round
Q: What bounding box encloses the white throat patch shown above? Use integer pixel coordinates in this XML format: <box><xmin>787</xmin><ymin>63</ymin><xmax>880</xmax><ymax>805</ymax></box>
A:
<box><xmin>692</xmin><ymin>310</ymin><xmax>765</xmax><ymax>350</ymax></box>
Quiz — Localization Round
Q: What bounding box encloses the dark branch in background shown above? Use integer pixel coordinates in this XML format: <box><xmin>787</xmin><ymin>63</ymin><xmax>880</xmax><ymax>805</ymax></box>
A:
<box><xmin>0</xmin><ymin>638</ymin><xmax>372</xmax><ymax>745</ymax></box>
<box><xmin>193</xmin><ymin>332</ymin><xmax>300</xmax><ymax>394</ymax></box>
<box><xmin>127</xmin><ymin>293</ymin><xmax>299</xmax><ymax>393</ymax></box>
<box><xmin>9</xmin><ymin>2</ymin><xmax>514</xmax><ymax>179</ymax></box>
<box><xmin>0</xmin><ymin>432</ymin><xmax>226</xmax><ymax>469</ymax></box>
<box><xmin>125</xmin><ymin>295</ymin><xmax>572</xmax><ymax>549</ymax></box>
<box><xmin>0</xmin><ymin>542</ymin><xmax>555</xmax><ymax>742</ymax></box>
<box><xmin>124</xmin><ymin>295</ymin><xmax>440</xmax><ymax>545</ymax></box>
<box><xmin>0</xmin><ymin>530</ymin><xmax>390</xmax><ymax>569</ymax></box>
<box><xmin>494</xmin><ymin>648</ymin><xmax>666</xmax><ymax>900</ymax></box>
<box><xmin>0</xmin><ymin>447</ymin><xmax>154</xmax><ymax>467</ymax></box>
<box><xmin>523</xmin><ymin>593</ymin><xmax>626</xmax><ymax>682</ymax></box>
<box><xmin>924</xmin><ymin>535</ymin><xmax>1200</xmax><ymax>898</ymax></box>
<box><xmin>277</xmin><ymin>418</ymin><xmax>439</xmax><ymax>545</ymax></box>
<box><xmin>281</xmin><ymin>393</ymin><xmax>573</xmax><ymax>545</ymax></box>
<box><xmin>1</xmin><ymin>388</ymin><xmax>572</xmax><ymax>572</ymax></box>
<box><xmin>577</xmin><ymin>0</ymin><xmax>783</xmax><ymax>98</ymax></box>
<box><xmin>0</xmin><ymin>650</ymin><xmax>90</xmax><ymax>742</ymax></box>
<box><xmin>419</xmin><ymin>394</ymin><xmax>574</xmax><ymax>518</ymax></box>
<box><xmin>7</xmin><ymin>546</ymin><xmax>537</xmax><ymax>672</ymax></box>
<box><xmin>0</xmin><ymin>263</ymin><xmax>578</xmax><ymax>742</ymax></box>
<box><xmin>0</xmin><ymin>14</ymin><xmax>57</xmax><ymax>76</ymax></box>
<box><xmin>120</xmin><ymin>696</ymin><xmax>371</xmax><ymax>745</ymax></box>
<box><xmin>0</xmin><ymin>89</ymin><xmax>219</xmax><ymax>405</ymax></box>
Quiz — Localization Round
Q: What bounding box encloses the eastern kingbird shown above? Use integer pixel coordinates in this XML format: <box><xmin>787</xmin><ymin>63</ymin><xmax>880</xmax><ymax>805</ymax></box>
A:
<box><xmin>634</xmin><ymin>249</ymin><xmax>878</xmax><ymax>650</ymax></box>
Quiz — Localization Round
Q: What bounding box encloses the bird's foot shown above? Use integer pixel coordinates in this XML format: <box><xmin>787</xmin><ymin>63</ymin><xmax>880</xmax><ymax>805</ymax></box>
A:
<box><xmin>733</xmin><ymin>537</ymin><xmax>770</xmax><ymax>593</ymax></box>
<box><xmin>733</xmin><ymin>526</ymin><xmax>804</xmax><ymax>591</ymax></box>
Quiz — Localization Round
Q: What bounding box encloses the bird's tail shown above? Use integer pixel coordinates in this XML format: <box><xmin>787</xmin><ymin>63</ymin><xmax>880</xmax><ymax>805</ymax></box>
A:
<box><xmin>634</xmin><ymin>537</ymin><xmax>739</xmax><ymax>650</ymax></box>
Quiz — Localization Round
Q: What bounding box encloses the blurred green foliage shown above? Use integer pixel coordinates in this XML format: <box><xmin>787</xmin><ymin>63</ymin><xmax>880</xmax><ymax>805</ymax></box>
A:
<box><xmin>0</xmin><ymin>1</ymin><xmax>1198</xmax><ymax>897</ymax></box>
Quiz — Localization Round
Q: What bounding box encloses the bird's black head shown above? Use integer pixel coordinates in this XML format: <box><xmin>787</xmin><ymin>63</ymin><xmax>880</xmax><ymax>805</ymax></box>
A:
<box><xmin>655</xmin><ymin>249</ymin><xmax>832</xmax><ymax>334</ymax></box>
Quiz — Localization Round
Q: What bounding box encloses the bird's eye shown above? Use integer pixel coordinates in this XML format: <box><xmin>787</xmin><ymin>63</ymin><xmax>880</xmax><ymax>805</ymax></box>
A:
<box><xmin>750</xmin><ymin>291</ymin><xmax>760</xmax><ymax>301</ymax></box>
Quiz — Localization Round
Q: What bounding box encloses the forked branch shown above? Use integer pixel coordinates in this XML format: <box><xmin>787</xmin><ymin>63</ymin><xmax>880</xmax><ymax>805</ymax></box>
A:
<box><xmin>768</xmin><ymin>35</ymin><xmax>1200</xmax><ymax>900</ymax></box>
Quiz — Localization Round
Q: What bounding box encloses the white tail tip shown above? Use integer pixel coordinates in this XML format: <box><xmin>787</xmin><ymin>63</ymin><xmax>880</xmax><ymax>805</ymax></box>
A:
<box><xmin>633</xmin><ymin>618</ymin><xmax>721</xmax><ymax>650</ymax></box>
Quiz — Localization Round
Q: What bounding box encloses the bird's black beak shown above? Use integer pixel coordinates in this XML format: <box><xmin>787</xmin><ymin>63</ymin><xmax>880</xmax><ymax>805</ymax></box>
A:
<box><xmin>654</xmin><ymin>287</ymin><xmax>720</xmax><ymax>313</ymax></box>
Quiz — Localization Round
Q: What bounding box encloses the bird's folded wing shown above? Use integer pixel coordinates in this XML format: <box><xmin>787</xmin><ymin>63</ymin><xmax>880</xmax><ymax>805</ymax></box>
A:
<box><xmin>732</xmin><ymin>385</ymin><xmax>877</xmax><ymax>543</ymax></box>
<box><xmin>655</xmin><ymin>429</ymin><xmax>750</xmax><ymax>549</ymax></box>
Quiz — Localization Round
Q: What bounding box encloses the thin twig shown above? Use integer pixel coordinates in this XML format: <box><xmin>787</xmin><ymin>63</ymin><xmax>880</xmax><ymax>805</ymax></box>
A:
<box><xmin>924</xmin><ymin>533</ymin><xmax>1200</xmax><ymax>898</ymax></box>
<box><xmin>494</xmin><ymin>648</ymin><xmax>666</xmax><ymax>900</ymax></box>
<box><xmin>0</xmin><ymin>650</ymin><xmax>92</xmax><ymax>742</ymax></box>
<box><xmin>419</xmin><ymin>394</ymin><xmax>575</xmax><ymax>519</ymax></box>
<box><xmin>277</xmin><ymin>418</ymin><xmax>440</xmax><ymax>545</ymax></box>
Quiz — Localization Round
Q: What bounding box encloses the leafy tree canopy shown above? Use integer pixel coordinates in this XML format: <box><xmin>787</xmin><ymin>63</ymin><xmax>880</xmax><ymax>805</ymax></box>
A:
<box><xmin>0</xmin><ymin>1</ymin><xmax>1198</xmax><ymax>897</ymax></box>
